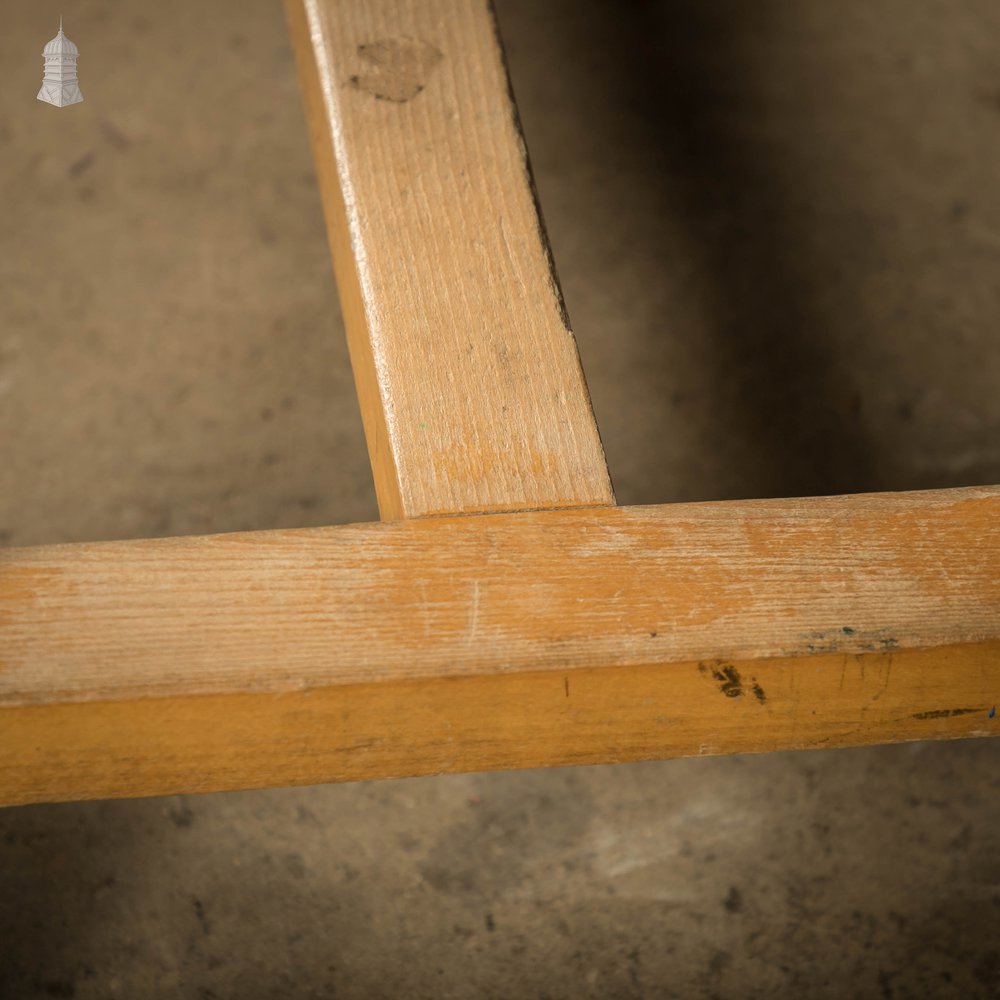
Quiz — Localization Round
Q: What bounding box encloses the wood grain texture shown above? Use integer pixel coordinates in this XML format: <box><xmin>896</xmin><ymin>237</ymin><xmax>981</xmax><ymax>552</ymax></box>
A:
<box><xmin>284</xmin><ymin>0</ymin><xmax>614</xmax><ymax>519</ymax></box>
<box><xmin>2</xmin><ymin>486</ymin><xmax>998</xmax><ymax>805</ymax></box>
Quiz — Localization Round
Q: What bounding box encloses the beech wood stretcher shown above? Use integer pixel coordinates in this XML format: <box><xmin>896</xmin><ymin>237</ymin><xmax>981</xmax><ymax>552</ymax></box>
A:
<box><xmin>0</xmin><ymin>0</ymin><xmax>997</xmax><ymax>806</ymax></box>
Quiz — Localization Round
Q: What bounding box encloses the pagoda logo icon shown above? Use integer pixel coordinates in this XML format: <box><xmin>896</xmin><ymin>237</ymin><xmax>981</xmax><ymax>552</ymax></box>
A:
<box><xmin>38</xmin><ymin>17</ymin><xmax>83</xmax><ymax>108</ymax></box>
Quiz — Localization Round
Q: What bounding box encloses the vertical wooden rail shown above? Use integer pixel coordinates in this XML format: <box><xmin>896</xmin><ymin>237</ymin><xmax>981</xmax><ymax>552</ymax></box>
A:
<box><xmin>284</xmin><ymin>0</ymin><xmax>614</xmax><ymax>519</ymax></box>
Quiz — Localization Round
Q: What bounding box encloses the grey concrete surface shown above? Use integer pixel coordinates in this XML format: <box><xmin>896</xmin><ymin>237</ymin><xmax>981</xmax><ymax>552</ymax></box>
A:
<box><xmin>1</xmin><ymin>1</ymin><xmax>999</xmax><ymax>997</ymax></box>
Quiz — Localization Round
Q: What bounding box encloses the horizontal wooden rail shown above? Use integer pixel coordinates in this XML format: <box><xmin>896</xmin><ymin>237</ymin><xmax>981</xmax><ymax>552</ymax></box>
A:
<box><xmin>1</xmin><ymin>485</ymin><xmax>998</xmax><ymax>805</ymax></box>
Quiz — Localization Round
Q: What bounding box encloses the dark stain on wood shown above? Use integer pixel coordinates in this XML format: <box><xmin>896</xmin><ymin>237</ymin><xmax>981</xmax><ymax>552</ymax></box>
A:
<box><xmin>912</xmin><ymin>707</ymin><xmax>982</xmax><ymax>720</ymax></box>
<box><xmin>712</xmin><ymin>663</ymin><xmax>743</xmax><ymax>698</ymax></box>
<box><xmin>698</xmin><ymin>662</ymin><xmax>768</xmax><ymax>704</ymax></box>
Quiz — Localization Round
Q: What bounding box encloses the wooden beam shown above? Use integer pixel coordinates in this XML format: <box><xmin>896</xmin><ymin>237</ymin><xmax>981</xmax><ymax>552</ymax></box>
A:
<box><xmin>284</xmin><ymin>0</ymin><xmax>614</xmax><ymax>519</ymax></box>
<box><xmin>2</xmin><ymin>486</ymin><xmax>997</xmax><ymax>805</ymax></box>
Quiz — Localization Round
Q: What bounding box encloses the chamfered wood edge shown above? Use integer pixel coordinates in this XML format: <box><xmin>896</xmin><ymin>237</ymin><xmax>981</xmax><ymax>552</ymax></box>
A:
<box><xmin>482</xmin><ymin>0</ymin><xmax>618</xmax><ymax>512</ymax></box>
<box><xmin>284</xmin><ymin>0</ymin><xmax>404</xmax><ymax>519</ymax></box>
<box><xmin>2</xmin><ymin>642</ymin><xmax>996</xmax><ymax>806</ymax></box>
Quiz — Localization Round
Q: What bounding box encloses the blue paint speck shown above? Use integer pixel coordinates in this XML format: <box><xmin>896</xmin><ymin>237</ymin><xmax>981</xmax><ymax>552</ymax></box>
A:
<box><xmin>990</xmin><ymin>706</ymin><xmax>996</xmax><ymax>719</ymax></box>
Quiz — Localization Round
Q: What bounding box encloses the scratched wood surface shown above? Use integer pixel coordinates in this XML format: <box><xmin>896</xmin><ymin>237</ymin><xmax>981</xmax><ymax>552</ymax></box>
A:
<box><xmin>283</xmin><ymin>0</ymin><xmax>614</xmax><ymax>519</ymax></box>
<box><xmin>2</xmin><ymin>486</ymin><xmax>997</xmax><ymax>805</ymax></box>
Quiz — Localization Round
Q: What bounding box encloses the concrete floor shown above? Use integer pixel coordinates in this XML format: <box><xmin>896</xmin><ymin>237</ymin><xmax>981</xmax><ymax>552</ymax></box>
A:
<box><xmin>2</xmin><ymin>1</ymin><xmax>999</xmax><ymax>996</ymax></box>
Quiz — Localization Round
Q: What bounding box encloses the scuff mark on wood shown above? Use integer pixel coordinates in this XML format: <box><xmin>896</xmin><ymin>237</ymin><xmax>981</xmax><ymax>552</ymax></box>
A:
<box><xmin>871</xmin><ymin>654</ymin><xmax>893</xmax><ymax>701</ymax></box>
<box><xmin>349</xmin><ymin>38</ymin><xmax>443</xmax><ymax>103</ymax></box>
<box><xmin>799</xmin><ymin>628</ymin><xmax>900</xmax><ymax>656</ymax></box>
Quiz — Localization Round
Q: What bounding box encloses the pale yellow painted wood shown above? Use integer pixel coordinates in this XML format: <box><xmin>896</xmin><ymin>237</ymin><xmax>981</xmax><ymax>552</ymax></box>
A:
<box><xmin>2</xmin><ymin>486</ymin><xmax>997</xmax><ymax>805</ymax></box>
<box><xmin>284</xmin><ymin>0</ymin><xmax>614</xmax><ymax>519</ymax></box>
